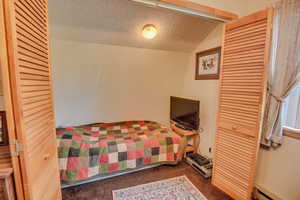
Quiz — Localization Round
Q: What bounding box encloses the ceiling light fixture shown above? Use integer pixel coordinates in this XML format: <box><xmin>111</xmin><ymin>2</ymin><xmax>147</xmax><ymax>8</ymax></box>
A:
<box><xmin>142</xmin><ymin>24</ymin><xmax>158</xmax><ymax>39</ymax></box>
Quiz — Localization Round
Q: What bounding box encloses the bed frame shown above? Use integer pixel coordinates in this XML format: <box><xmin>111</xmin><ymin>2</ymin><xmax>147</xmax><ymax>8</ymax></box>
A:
<box><xmin>61</xmin><ymin>162</ymin><xmax>178</xmax><ymax>189</ymax></box>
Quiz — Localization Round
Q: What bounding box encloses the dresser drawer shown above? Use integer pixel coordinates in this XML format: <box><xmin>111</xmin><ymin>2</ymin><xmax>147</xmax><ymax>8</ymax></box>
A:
<box><xmin>219</xmin><ymin>118</ymin><xmax>257</xmax><ymax>137</ymax></box>
<box><xmin>0</xmin><ymin>180</ymin><xmax>5</xmax><ymax>199</ymax></box>
<box><xmin>0</xmin><ymin>168</ymin><xmax>15</xmax><ymax>200</ymax></box>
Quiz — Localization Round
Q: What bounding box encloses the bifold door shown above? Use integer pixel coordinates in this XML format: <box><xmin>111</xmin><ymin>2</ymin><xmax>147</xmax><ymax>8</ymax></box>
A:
<box><xmin>212</xmin><ymin>9</ymin><xmax>273</xmax><ymax>200</ymax></box>
<box><xmin>3</xmin><ymin>0</ymin><xmax>61</xmax><ymax>199</ymax></box>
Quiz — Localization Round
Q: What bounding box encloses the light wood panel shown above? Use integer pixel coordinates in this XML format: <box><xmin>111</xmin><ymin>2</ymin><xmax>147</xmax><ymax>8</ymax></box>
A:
<box><xmin>0</xmin><ymin>0</ymin><xmax>11</xmax><ymax>171</ymax></box>
<box><xmin>0</xmin><ymin>0</ymin><xmax>25</xmax><ymax>198</ymax></box>
<box><xmin>159</xmin><ymin>0</ymin><xmax>238</xmax><ymax>20</ymax></box>
<box><xmin>212</xmin><ymin>9</ymin><xmax>273</xmax><ymax>200</ymax></box>
<box><xmin>283</xmin><ymin>128</ymin><xmax>300</xmax><ymax>140</ymax></box>
<box><xmin>0</xmin><ymin>147</ymin><xmax>11</xmax><ymax>169</ymax></box>
<box><xmin>3</xmin><ymin>0</ymin><xmax>62</xmax><ymax>199</ymax></box>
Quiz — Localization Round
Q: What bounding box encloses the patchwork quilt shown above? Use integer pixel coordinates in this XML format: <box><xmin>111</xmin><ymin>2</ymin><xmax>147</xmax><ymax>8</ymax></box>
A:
<box><xmin>56</xmin><ymin>121</ymin><xmax>182</xmax><ymax>183</ymax></box>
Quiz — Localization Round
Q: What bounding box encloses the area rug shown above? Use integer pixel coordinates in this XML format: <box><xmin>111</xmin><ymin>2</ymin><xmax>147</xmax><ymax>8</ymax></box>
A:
<box><xmin>112</xmin><ymin>175</ymin><xmax>207</xmax><ymax>200</ymax></box>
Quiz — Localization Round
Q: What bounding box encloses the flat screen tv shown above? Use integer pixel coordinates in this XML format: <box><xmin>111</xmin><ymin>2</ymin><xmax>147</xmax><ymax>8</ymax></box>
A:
<box><xmin>170</xmin><ymin>96</ymin><xmax>200</xmax><ymax>131</ymax></box>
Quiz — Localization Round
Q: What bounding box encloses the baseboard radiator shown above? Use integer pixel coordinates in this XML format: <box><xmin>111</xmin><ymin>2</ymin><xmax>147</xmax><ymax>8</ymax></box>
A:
<box><xmin>253</xmin><ymin>185</ymin><xmax>282</xmax><ymax>200</ymax></box>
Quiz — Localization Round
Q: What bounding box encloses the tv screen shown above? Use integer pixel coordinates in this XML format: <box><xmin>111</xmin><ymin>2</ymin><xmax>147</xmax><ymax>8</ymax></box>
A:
<box><xmin>170</xmin><ymin>96</ymin><xmax>200</xmax><ymax>130</ymax></box>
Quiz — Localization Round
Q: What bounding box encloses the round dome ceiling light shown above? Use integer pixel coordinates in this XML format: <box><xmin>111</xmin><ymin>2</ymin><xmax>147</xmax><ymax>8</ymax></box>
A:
<box><xmin>142</xmin><ymin>24</ymin><xmax>158</xmax><ymax>39</ymax></box>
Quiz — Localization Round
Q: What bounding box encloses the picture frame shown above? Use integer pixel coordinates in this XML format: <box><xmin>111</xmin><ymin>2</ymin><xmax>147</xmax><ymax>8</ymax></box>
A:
<box><xmin>195</xmin><ymin>46</ymin><xmax>221</xmax><ymax>80</ymax></box>
<box><xmin>0</xmin><ymin>111</ymin><xmax>8</xmax><ymax>146</ymax></box>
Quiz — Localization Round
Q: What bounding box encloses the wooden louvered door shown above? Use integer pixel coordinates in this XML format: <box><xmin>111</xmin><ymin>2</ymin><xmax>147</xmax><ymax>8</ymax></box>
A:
<box><xmin>212</xmin><ymin>9</ymin><xmax>273</xmax><ymax>200</ymax></box>
<box><xmin>3</xmin><ymin>0</ymin><xmax>62</xmax><ymax>199</ymax></box>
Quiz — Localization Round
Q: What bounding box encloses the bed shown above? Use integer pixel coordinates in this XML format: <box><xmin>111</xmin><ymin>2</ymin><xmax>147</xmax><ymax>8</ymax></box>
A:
<box><xmin>56</xmin><ymin>121</ymin><xmax>183</xmax><ymax>184</ymax></box>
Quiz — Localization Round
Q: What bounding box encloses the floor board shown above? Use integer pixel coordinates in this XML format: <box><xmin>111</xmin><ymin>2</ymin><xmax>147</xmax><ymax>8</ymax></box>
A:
<box><xmin>62</xmin><ymin>162</ymin><xmax>232</xmax><ymax>200</ymax></box>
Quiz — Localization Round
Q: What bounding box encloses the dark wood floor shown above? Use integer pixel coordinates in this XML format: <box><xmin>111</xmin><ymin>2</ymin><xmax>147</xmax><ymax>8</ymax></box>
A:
<box><xmin>62</xmin><ymin>162</ymin><xmax>232</xmax><ymax>200</ymax></box>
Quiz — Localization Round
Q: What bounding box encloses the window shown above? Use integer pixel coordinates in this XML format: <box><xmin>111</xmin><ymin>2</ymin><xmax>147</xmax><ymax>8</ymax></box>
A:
<box><xmin>282</xmin><ymin>83</ymin><xmax>300</xmax><ymax>138</ymax></box>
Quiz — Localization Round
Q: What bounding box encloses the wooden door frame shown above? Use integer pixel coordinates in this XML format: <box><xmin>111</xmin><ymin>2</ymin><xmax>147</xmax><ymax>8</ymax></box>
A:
<box><xmin>159</xmin><ymin>0</ymin><xmax>238</xmax><ymax>20</ymax></box>
<box><xmin>0</xmin><ymin>0</ymin><xmax>25</xmax><ymax>199</ymax></box>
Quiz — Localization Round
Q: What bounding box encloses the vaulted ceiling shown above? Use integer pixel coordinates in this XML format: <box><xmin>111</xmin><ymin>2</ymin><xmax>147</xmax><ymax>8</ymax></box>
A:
<box><xmin>49</xmin><ymin>0</ymin><xmax>221</xmax><ymax>52</ymax></box>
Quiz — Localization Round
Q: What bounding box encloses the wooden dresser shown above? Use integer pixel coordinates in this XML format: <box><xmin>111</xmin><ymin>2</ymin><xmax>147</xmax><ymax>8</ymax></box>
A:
<box><xmin>0</xmin><ymin>168</ymin><xmax>15</xmax><ymax>200</ymax></box>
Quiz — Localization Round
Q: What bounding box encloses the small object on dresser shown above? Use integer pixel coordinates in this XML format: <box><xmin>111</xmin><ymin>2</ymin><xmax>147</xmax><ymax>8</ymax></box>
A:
<box><xmin>186</xmin><ymin>153</ymin><xmax>212</xmax><ymax>179</ymax></box>
<box><xmin>0</xmin><ymin>168</ymin><xmax>15</xmax><ymax>200</ymax></box>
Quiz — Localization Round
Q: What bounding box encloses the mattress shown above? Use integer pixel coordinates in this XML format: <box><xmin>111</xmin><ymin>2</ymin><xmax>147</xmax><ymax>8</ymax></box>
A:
<box><xmin>56</xmin><ymin>121</ymin><xmax>182</xmax><ymax>183</ymax></box>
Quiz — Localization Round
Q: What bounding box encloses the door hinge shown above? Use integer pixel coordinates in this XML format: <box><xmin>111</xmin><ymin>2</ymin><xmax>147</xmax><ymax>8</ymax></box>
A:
<box><xmin>10</xmin><ymin>140</ymin><xmax>23</xmax><ymax>157</ymax></box>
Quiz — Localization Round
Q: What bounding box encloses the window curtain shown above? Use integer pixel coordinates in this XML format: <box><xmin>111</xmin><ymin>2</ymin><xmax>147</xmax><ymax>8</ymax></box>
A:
<box><xmin>261</xmin><ymin>0</ymin><xmax>300</xmax><ymax>148</ymax></box>
<box><xmin>282</xmin><ymin>84</ymin><xmax>300</xmax><ymax>129</ymax></box>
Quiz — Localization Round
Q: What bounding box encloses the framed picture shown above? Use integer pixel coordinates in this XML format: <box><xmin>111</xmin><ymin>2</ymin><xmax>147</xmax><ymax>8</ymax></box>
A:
<box><xmin>195</xmin><ymin>47</ymin><xmax>221</xmax><ymax>80</ymax></box>
<box><xmin>0</xmin><ymin>111</ymin><xmax>8</xmax><ymax>146</ymax></box>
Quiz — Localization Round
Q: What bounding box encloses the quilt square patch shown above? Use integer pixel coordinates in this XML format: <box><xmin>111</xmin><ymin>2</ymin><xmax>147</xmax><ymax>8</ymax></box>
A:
<box><xmin>99</xmin><ymin>154</ymin><xmax>108</xmax><ymax>164</ymax></box>
<box><xmin>89</xmin><ymin>148</ymin><xmax>99</xmax><ymax>157</ymax></box>
<box><xmin>77</xmin><ymin>168</ymin><xmax>88</xmax><ymax>179</ymax></box>
<box><xmin>78</xmin><ymin>157</ymin><xmax>89</xmax><ymax>169</ymax></box>
<box><xmin>151</xmin><ymin>147</ymin><xmax>160</xmax><ymax>155</ymax></box>
<box><xmin>89</xmin><ymin>155</ymin><xmax>99</xmax><ymax>167</ymax></box>
<box><xmin>144</xmin><ymin>157</ymin><xmax>151</xmax><ymax>164</ymax></box>
<box><xmin>99</xmin><ymin>164</ymin><xmax>108</xmax><ymax>173</ymax></box>
<box><xmin>59</xmin><ymin>158</ymin><xmax>68</xmax><ymax>170</ymax></box>
<box><xmin>69</xmin><ymin>147</ymin><xmax>80</xmax><ymax>157</ymax></box>
<box><xmin>108</xmin><ymin>143</ymin><xmax>118</xmax><ymax>153</ymax></box>
<box><xmin>136</xmin><ymin>158</ymin><xmax>143</xmax><ymax>167</ymax></box>
<box><xmin>127</xmin><ymin>159</ymin><xmax>136</xmax><ymax>168</ymax></box>
<box><xmin>58</xmin><ymin>147</ymin><xmax>69</xmax><ymax>158</ymax></box>
<box><xmin>108</xmin><ymin>163</ymin><xmax>119</xmax><ymax>172</ymax></box>
<box><xmin>118</xmin><ymin>152</ymin><xmax>127</xmax><ymax>161</ymax></box>
<box><xmin>88</xmin><ymin>166</ymin><xmax>99</xmax><ymax>177</ymax></box>
<box><xmin>108</xmin><ymin>152</ymin><xmax>118</xmax><ymax>163</ymax></box>
<box><xmin>159</xmin><ymin>153</ymin><xmax>167</xmax><ymax>162</ymax></box>
<box><xmin>117</xmin><ymin>143</ymin><xmax>127</xmax><ymax>152</ymax></box>
<box><xmin>144</xmin><ymin>148</ymin><xmax>151</xmax><ymax>157</ymax></box>
<box><xmin>127</xmin><ymin>149</ymin><xmax>136</xmax><ymax>160</ymax></box>
<box><xmin>67</xmin><ymin>157</ymin><xmax>78</xmax><ymax>170</ymax></box>
<box><xmin>119</xmin><ymin>160</ymin><xmax>127</xmax><ymax>170</ymax></box>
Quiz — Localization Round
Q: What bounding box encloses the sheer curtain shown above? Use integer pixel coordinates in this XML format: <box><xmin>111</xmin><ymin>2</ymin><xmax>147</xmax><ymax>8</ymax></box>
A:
<box><xmin>282</xmin><ymin>84</ymin><xmax>300</xmax><ymax>129</ymax></box>
<box><xmin>261</xmin><ymin>0</ymin><xmax>300</xmax><ymax>148</ymax></box>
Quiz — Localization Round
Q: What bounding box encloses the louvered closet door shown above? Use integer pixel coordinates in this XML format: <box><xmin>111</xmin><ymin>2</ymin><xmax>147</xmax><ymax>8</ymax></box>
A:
<box><xmin>3</xmin><ymin>0</ymin><xmax>62</xmax><ymax>199</ymax></box>
<box><xmin>212</xmin><ymin>9</ymin><xmax>273</xmax><ymax>200</ymax></box>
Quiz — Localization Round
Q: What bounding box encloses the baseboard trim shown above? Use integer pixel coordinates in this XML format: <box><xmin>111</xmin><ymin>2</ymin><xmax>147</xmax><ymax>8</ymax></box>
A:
<box><xmin>254</xmin><ymin>185</ymin><xmax>283</xmax><ymax>200</ymax></box>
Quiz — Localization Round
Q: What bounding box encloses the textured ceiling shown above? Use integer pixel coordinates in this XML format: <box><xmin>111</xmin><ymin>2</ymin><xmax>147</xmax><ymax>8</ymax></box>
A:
<box><xmin>49</xmin><ymin>0</ymin><xmax>221</xmax><ymax>52</ymax></box>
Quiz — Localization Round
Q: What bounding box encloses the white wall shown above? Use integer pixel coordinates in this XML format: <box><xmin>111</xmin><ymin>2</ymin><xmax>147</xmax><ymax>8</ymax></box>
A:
<box><xmin>51</xmin><ymin>39</ymin><xmax>189</xmax><ymax>127</ymax></box>
<box><xmin>247</xmin><ymin>0</ymin><xmax>277</xmax><ymax>14</ymax></box>
<box><xmin>256</xmin><ymin>137</ymin><xmax>300</xmax><ymax>200</ymax></box>
<box><xmin>179</xmin><ymin>24</ymin><xmax>223</xmax><ymax>157</ymax></box>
